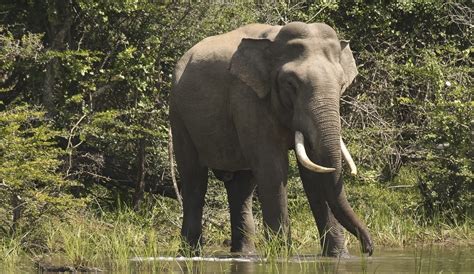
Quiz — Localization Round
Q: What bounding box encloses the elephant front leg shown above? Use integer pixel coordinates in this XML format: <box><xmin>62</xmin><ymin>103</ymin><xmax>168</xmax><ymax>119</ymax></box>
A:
<box><xmin>297</xmin><ymin>162</ymin><xmax>349</xmax><ymax>257</ymax></box>
<box><xmin>254</xmin><ymin>157</ymin><xmax>291</xmax><ymax>245</ymax></box>
<box><xmin>224</xmin><ymin>170</ymin><xmax>257</xmax><ymax>253</ymax></box>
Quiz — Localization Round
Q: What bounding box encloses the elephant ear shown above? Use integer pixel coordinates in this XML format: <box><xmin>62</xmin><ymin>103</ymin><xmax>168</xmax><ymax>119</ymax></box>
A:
<box><xmin>339</xmin><ymin>40</ymin><xmax>358</xmax><ymax>94</ymax></box>
<box><xmin>229</xmin><ymin>38</ymin><xmax>272</xmax><ymax>98</ymax></box>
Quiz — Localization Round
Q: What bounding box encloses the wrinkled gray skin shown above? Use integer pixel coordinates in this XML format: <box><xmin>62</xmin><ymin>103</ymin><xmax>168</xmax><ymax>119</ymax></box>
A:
<box><xmin>170</xmin><ymin>22</ymin><xmax>373</xmax><ymax>257</ymax></box>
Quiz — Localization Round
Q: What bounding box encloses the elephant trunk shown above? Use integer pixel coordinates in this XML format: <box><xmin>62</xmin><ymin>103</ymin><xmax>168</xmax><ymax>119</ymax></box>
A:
<box><xmin>295</xmin><ymin>132</ymin><xmax>357</xmax><ymax>176</ymax></box>
<box><xmin>325</xmin><ymin>174</ymin><xmax>373</xmax><ymax>255</ymax></box>
<box><xmin>308</xmin><ymin>97</ymin><xmax>373</xmax><ymax>255</ymax></box>
<box><xmin>295</xmin><ymin>131</ymin><xmax>335</xmax><ymax>173</ymax></box>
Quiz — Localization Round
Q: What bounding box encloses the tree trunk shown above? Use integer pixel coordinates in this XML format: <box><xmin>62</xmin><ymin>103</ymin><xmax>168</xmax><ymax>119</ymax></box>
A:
<box><xmin>42</xmin><ymin>0</ymin><xmax>74</xmax><ymax>117</ymax></box>
<box><xmin>133</xmin><ymin>138</ymin><xmax>146</xmax><ymax>211</ymax></box>
<box><xmin>42</xmin><ymin>60</ymin><xmax>58</xmax><ymax>117</ymax></box>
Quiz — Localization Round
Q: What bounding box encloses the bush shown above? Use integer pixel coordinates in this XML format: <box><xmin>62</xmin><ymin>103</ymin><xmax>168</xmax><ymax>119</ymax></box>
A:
<box><xmin>0</xmin><ymin>105</ymin><xmax>85</xmax><ymax>235</ymax></box>
<box><xmin>0</xmin><ymin>0</ymin><xmax>471</xmax><ymax>238</ymax></box>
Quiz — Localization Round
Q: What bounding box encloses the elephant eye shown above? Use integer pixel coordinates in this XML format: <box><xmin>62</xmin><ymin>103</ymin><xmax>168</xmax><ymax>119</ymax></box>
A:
<box><xmin>285</xmin><ymin>80</ymin><xmax>296</xmax><ymax>90</ymax></box>
<box><xmin>284</xmin><ymin>78</ymin><xmax>298</xmax><ymax>94</ymax></box>
<box><xmin>277</xmin><ymin>77</ymin><xmax>298</xmax><ymax>110</ymax></box>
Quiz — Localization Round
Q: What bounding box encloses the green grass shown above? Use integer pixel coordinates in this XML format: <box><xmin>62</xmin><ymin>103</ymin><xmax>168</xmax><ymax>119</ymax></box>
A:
<box><xmin>1</xmin><ymin>196</ymin><xmax>183</xmax><ymax>272</ymax></box>
<box><xmin>0</xmin><ymin>233</ymin><xmax>28</xmax><ymax>269</ymax></box>
<box><xmin>343</xmin><ymin>182</ymin><xmax>473</xmax><ymax>249</ymax></box>
<box><xmin>0</xmin><ymin>179</ymin><xmax>472</xmax><ymax>272</ymax></box>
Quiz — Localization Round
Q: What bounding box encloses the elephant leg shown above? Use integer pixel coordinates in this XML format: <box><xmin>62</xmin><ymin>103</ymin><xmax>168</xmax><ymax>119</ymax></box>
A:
<box><xmin>179</xmin><ymin>165</ymin><xmax>208</xmax><ymax>253</ymax></box>
<box><xmin>224</xmin><ymin>170</ymin><xmax>256</xmax><ymax>253</ymax></box>
<box><xmin>230</xmin><ymin>95</ymin><xmax>290</xmax><ymax>244</ymax></box>
<box><xmin>171</xmin><ymin>116</ymin><xmax>208</xmax><ymax>254</ymax></box>
<box><xmin>297</xmin><ymin>162</ymin><xmax>349</xmax><ymax>257</ymax></box>
<box><xmin>254</xmin><ymin>154</ymin><xmax>290</xmax><ymax>242</ymax></box>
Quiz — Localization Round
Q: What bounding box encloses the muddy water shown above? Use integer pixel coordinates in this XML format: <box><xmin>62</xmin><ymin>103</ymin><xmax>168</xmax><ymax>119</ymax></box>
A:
<box><xmin>129</xmin><ymin>246</ymin><xmax>473</xmax><ymax>273</ymax></box>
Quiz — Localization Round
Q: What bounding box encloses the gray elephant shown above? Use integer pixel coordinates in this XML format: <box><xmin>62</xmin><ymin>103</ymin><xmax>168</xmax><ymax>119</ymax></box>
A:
<box><xmin>170</xmin><ymin>22</ymin><xmax>373</xmax><ymax>257</ymax></box>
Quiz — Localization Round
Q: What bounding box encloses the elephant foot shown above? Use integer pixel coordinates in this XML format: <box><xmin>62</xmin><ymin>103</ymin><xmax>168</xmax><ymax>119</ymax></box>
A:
<box><xmin>319</xmin><ymin>233</ymin><xmax>350</xmax><ymax>258</ymax></box>
<box><xmin>178</xmin><ymin>237</ymin><xmax>204</xmax><ymax>257</ymax></box>
<box><xmin>321</xmin><ymin>247</ymin><xmax>351</xmax><ymax>258</ymax></box>
<box><xmin>230</xmin><ymin>240</ymin><xmax>256</xmax><ymax>255</ymax></box>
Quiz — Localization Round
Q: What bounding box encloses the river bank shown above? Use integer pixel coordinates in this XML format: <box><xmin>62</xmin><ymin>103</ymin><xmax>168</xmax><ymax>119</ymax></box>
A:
<box><xmin>1</xmin><ymin>180</ymin><xmax>472</xmax><ymax>272</ymax></box>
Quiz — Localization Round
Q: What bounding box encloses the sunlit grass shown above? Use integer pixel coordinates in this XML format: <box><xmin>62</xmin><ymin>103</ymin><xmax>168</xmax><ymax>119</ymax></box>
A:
<box><xmin>344</xmin><ymin>183</ymin><xmax>473</xmax><ymax>249</ymax></box>
<box><xmin>0</xmin><ymin>180</ymin><xmax>472</xmax><ymax>272</ymax></box>
<box><xmin>254</xmin><ymin>229</ymin><xmax>293</xmax><ymax>261</ymax></box>
<box><xmin>0</xmin><ymin>233</ymin><xmax>27</xmax><ymax>269</ymax></box>
<box><xmin>29</xmin><ymin>195</ymin><xmax>183</xmax><ymax>271</ymax></box>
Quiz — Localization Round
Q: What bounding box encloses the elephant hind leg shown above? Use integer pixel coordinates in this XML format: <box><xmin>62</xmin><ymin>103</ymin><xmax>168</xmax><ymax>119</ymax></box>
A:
<box><xmin>224</xmin><ymin>170</ymin><xmax>256</xmax><ymax>254</ymax></box>
<box><xmin>171</xmin><ymin>114</ymin><xmax>208</xmax><ymax>255</ymax></box>
<box><xmin>179</xmin><ymin>165</ymin><xmax>208</xmax><ymax>255</ymax></box>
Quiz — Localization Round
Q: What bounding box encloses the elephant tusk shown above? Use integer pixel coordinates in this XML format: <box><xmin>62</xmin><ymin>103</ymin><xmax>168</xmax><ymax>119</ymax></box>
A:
<box><xmin>340</xmin><ymin>138</ymin><xmax>357</xmax><ymax>176</ymax></box>
<box><xmin>295</xmin><ymin>131</ymin><xmax>336</xmax><ymax>173</ymax></box>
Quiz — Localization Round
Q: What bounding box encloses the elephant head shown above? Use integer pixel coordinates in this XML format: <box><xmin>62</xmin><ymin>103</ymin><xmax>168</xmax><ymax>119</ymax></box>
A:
<box><xmin>230</xmin><ymin>22</ymin><xmax>373</xmax><ymax>255</ymax></box>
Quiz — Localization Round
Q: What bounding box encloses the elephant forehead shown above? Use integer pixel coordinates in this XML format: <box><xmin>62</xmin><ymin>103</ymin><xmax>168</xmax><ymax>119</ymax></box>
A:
<box><xmin>309</xmin><ymin>23</ymin><xmax>339</xmax><ymax>40</ymax></box>
<box><xmin>276</xmin><ymin>22</ymin><xmax>339</xmax><ymax>41</ymax></box>
<box><xmin>279</xmin><ymin>38</ymin><xmax>341</xmax><ymax>62</ymax></box>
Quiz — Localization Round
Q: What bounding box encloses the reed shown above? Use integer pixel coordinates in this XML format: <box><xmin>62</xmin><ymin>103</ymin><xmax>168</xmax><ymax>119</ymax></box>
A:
<box><xmin>0</xmin><ymin>182</ymin><xmax>471</xmax><ymax>272</ymax></box>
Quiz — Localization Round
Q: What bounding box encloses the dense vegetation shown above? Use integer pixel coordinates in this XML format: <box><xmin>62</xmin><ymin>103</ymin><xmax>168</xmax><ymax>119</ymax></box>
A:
<box><xmin>0</xmin><ymin>0</ymin><xmax>472</xmax><ymax>270</ymax></box>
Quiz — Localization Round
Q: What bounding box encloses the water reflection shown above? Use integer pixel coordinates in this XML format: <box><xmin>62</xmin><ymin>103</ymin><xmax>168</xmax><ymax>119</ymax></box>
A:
<box><xmin>5</xmin><ymin>246</ymin><xmax>473</xmax><ymax>273</ymax></box>
<box><xmin>129</xmin><ymin>246</ymin><xmax>473</xmax><ymax>273</ymax></box>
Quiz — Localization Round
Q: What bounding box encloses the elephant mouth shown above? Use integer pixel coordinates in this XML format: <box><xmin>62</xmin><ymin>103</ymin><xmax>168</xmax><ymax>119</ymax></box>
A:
<box><xmin>294</xmin><ymin>131</ymin><xmax>357</xmax><ymax>175</ymax></box>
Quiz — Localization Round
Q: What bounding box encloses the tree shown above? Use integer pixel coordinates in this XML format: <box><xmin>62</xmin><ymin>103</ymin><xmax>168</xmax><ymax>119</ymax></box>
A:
<box><xmin>0</xmin><ymin>105</ymin><xmax>83</xmax><ymax>234</ymax></box>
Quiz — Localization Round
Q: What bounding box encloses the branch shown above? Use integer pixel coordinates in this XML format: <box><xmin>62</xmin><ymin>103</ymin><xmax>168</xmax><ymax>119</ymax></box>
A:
<box><xmin>0</xmin><ymin>181</ymin><xmax>11</xmax><ymax>190</ymax></box>
<box><xmin>65</xmin><ymin>113</ymin><xmax>87</xmax><ymax>177</ymax></box>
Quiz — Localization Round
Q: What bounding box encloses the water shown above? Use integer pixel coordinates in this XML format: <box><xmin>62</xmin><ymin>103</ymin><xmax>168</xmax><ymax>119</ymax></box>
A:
<box><xmin>7</xmin><ymin>246</ymin><xmax>473</xmax><ymax>273</ymax></box>
<box><xmin>129</xmin><ymin>246</ymin><xmax>473</xmax><ymax>273</ymax></box>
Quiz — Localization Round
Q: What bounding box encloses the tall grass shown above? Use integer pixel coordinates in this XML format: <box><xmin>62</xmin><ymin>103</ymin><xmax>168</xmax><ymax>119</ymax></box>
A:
<box><xmin>344</xmin><ymin>183</ymin><xmax>473</xmax><ymax>249</ymax></box>
<box><xmin>0</xmin><ymin>233</ymin><xmax>27</xmax><ymax>269</ymax></box>
<box><xmin>0</xmin><ymin>179</ymin><xmax>472</xmax><ymax>272</ymax></box>
<box><xmin>34</xmin><ymin>195</ymin><xmax>183</xmax><ymax>271</ymax></box>
<box><xmin>254</xmin><ymin>228</ymin><xmax>294</xmax><ymax>261</ymax></box>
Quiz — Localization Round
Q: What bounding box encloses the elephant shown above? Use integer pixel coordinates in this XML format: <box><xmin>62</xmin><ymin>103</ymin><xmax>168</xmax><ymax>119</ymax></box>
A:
<box><xmin>169</xmin><ymin>22</ymin><xmax>373</xmax><ymax>257</ymax></box>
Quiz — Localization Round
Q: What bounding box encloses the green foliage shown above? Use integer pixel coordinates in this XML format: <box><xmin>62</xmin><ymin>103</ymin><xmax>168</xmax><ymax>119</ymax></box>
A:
<box><xmin>0</xmin><ymin>1</ymin><xmax>472</xmax><ymax>264</ymax></box>
<box><xmin>402</xmin><ymin>47</ymin><xmax>472</xmax><ymax>220</ymax></box>
<box><xmin>0</xmin><ymin>29</ymin><xmax>43</xmax><ymax>76</ymax></box>
<box><xmin>0</xmin><ymin>106</ymin><xmax>63</xmax><ymax>186</ymax></box>
<box><xmin>334</xmin><ymin>1</ymin><xmax>473</xmax><ymax>221</ymax></box>
<box><xmin>0</xmin><ymin>105</ymin><xmax>84</xmax><ymax>234</ymax></box>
